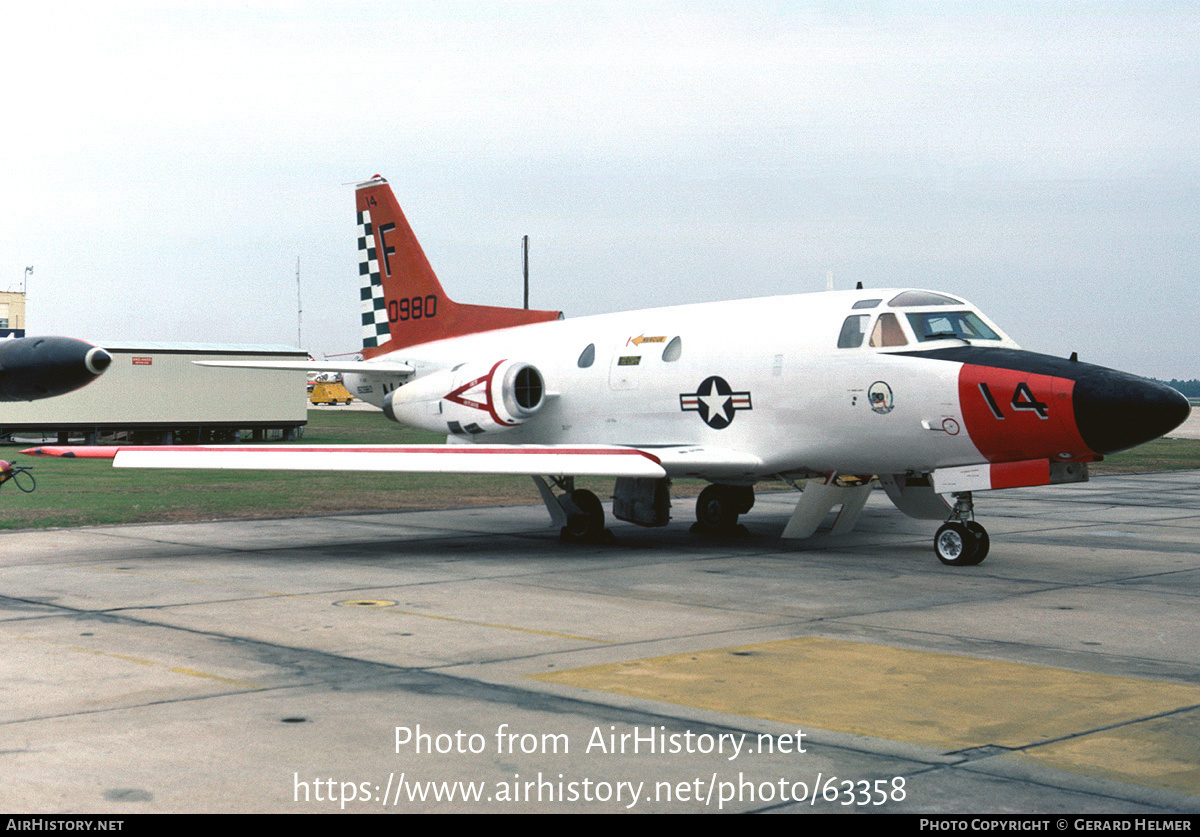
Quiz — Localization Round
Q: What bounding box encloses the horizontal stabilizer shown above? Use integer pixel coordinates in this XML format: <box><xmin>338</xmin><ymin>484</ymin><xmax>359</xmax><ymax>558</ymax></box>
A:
<box><xmin>194</xmin><ymin>359</ymin><xmax>415</xmax><ymax>377</ymax></box>
<box><xmin>23</xmin><ymin>444</ymin><xmax>667</xmax><ymax>478</ymax></box>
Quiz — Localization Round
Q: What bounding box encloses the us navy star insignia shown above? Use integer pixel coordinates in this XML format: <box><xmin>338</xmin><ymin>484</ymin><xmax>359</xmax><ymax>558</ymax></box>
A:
<box><xmin>680</xmin><ymin>376</ymin><xmax>752</xmax><ymax>429</ymax></box>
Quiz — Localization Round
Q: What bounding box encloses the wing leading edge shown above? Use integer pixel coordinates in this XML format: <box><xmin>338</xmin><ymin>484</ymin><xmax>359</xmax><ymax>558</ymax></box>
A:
<box><xmin>24</xmin><ymin>444</ymin><xmax>667</xmax><ymax>477</ymax></box>
<box><xmin>22</xmin><ymin>443</ymin><xmax>766</xmax><ymax>480</ymax></box>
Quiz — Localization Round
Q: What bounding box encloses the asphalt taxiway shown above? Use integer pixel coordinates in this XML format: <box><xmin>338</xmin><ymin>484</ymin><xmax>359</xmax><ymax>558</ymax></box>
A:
<box><xmin>3</xmin><ymin>470</ymin><xmax>1200</xmax><ymax>814</ymax></box>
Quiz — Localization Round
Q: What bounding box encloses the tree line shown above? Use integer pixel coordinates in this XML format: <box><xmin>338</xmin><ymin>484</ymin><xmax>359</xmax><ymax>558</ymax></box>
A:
<box><xmin>1155</xmin><ymin>379</ymin><xmax>1200</xmax><ymax>398</ymax></box>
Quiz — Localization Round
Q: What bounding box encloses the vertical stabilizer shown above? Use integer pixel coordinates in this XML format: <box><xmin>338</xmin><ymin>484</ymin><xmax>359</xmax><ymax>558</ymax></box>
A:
<box><xmin>356</xmin><ymin>176</ymin><xmax>561</xmax><ymax>357</ymax></box>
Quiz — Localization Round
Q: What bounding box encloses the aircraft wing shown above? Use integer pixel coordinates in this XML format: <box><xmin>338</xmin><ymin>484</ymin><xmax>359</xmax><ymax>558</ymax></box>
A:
<box><xmin>645</xmin><ymin>446</ymin><xmax>764</xmax><ymax>479</ymax></box>
<box><xmin>23</xmin><ymin>444</ymin><xmax>667</xmax><ymax>478</ymax></box>
<box><xmin>193</xmin><ymin>360</ymin><xmax>416</xmax><ymax>377</ymax></box>
<box><xmin>22</xmin><ymin>443</ymin><xmax>764</xmax><ymax>480</ymax></box>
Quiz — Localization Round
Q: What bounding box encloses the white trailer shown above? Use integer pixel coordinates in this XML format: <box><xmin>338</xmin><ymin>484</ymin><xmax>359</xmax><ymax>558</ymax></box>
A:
<box><xmin>0</xmin><ymin>343</ymin><xmax>308</xmax><ymax>444</ymax></box>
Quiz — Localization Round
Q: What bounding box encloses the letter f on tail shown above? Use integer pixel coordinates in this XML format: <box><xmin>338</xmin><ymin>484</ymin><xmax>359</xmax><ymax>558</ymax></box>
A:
<box><xmin>356</xmin><ymin>176</ymin><xmax>561</xmax><ymax>357</ymax></box>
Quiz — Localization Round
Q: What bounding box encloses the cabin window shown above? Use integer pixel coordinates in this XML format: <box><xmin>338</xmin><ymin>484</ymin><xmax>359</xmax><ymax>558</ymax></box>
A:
<box><xmin>837</xmin><ymin>315</ymin><xmax>869</xmax><ymax>348</ymax></box>
<box><xmin>661</xmin><ymin>336</ymin><xmax>682</xmax><ymax>362</ymax></box>
<box><xmin>577</xmin><ymin>343</ymin><xmax>595</xmax><ymax>368</ymax></box>
<box><xmin>869</xmin><ymin>313</ymin><xmax>908</xmax><ymax>347</ymax></box>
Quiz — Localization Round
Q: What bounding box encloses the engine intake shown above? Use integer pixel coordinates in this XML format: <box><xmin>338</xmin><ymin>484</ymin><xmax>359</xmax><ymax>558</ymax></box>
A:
<box><xmin>384</xmin><ymin>359</ymin><xmax>546</xmax><ymax>435</ymax></box>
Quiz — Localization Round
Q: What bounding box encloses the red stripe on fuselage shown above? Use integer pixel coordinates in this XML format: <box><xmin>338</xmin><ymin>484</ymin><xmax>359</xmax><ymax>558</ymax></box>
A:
<box><xmin>958</xmin><ymin>364</ymin><xmax>1094</xmax><ymax>463</ymax></box>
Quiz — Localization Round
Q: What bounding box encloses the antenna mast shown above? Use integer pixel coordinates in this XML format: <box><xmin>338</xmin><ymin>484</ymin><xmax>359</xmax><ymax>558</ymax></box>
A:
<box><xmin>522</xmin><ymin>235</ymin><xmax>529</xmax><ymax>309</ymax></box>
<box><xmin>296</xmin><ymin>257</ymin><xmax>302</xmax><ymax>348</ymax></box>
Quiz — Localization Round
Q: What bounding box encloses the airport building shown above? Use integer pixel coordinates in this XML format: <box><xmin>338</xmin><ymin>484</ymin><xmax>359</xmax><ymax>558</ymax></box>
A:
<box><xmin>0</xmin><ymin>290</ymin><xmax>26</xmax><ymax>338</ymax></box>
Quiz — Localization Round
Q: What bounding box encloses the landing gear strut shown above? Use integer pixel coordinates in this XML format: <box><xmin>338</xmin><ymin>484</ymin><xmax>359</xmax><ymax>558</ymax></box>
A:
<box><xmin>934</xmin><ymin>492</ymin><xmax>989</xmax><ymax>566</ymax></box>
<box><xmin>542</xmin><ymin>474</ymin><xmax>610</xmax><ymax>543</ymax></box>
<box><xmin>693</xmin><ymin>484</ymin><xmax>754</xmax><ymax>535</ymax></box>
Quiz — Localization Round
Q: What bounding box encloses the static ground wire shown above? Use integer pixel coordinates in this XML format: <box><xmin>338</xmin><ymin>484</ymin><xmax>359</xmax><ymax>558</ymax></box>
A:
<box><xmin>0</xmin><ymin>462</ymin><xmax>36</xmax><ymax>493</ymax></box>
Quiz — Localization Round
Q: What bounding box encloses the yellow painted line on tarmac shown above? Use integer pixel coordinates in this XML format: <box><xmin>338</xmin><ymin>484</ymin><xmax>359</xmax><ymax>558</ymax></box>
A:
<box><xmin>17</xmin><ymin>636</ymin><xmax>264</xmax><ymax>691</ymax></box>
<box><xmin>65</xmin><ymin>645</ymin><xmax>263</xmax><ymax>689</ymax></box>
<box><xmin>168</xmin><ymin>666</ymin><xmax>262</xmax><ymax>688</ymax></box>
<box><xmin>531</xmin><ymin>637</ymin><xmax>1200</xmax><ymax>794</ymax></box>
<box><xmin>88</xmin><ymin>564</ymin><xmax>291</xmax><ymax>597</ymax></box>
<box><xmin>101</xmin><ymin>651</ymin><xmax>154</xmax><ymax>666</ymax></box>
<box><xmin>328</xmin><ymin>597</ymin><xmax>600</xmax><ymax>637</ymax></box>
<box><xmin>383</xmin><ymin>607</ymin><xmax>602</xmax><ymax>643</ymax></box>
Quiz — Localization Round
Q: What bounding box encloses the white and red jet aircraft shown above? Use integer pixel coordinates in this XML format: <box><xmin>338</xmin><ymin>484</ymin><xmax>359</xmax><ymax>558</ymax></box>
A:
<box><xmin>27</xmin><ymin>176</ymin><xmax>1191</xmax><ymax>565</ymax></box>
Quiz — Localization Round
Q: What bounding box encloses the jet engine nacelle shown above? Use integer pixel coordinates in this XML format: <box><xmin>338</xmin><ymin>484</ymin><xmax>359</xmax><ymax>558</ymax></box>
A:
<box><xmin>383</xmin><ymin>359</ymin><xmax>546</xmax><ymax>435</ymax></box>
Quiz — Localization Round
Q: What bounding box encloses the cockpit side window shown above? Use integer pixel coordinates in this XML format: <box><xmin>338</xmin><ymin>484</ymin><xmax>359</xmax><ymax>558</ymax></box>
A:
<box><xmin>837</xmin><ymin>315</ymin><xmax>869</xmax><ymax>348</ymax></box>
<box><xmin>869</xmin><ymin>312</ymin><xmax>908</xmax><ymax>347</ymax></box>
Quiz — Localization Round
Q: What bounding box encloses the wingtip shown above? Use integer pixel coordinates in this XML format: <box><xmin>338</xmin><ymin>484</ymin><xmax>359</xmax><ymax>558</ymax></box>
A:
<box><xmin>21</xmin><ymin>446</ymin><xmax>115</xmax><ymax>459</ymax></box>
<box><xmin>21</xmin><ymin>446</ymin><xmax>73</xmax><ymax>458</ymax></box>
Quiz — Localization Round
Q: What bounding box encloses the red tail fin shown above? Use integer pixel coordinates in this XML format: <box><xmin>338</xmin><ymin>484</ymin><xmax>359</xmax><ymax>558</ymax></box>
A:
<box><xmin>356</xmin><ymin>176</ymin><xmax>561</xmax><ymax>357</ymax></box>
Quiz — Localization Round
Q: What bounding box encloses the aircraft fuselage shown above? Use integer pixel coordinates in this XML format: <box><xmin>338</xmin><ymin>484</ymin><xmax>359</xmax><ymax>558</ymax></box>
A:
<box><xmin>346</xmin><ymin>287</ymin><xmax>1188</xmax><ymax>485</ymax></box>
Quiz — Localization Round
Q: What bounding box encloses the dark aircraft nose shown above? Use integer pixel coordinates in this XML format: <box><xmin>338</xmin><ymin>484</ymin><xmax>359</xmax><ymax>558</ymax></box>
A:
<box><xmin>1073</xmin><ymin>369</ymin><xmax>1191</xmax><ymax>455</ymax></box>
<box><xmin>0</xmin><ymin>336</ymin><xmax>112</xmax><ymax>402</ymax></box>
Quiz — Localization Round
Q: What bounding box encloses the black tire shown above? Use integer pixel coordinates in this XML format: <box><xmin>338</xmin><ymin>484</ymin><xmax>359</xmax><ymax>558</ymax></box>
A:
<box><xmin>696</xmin><ymin>485</ymin><xmax>739</xmax><ymax>531</ymax></box>
<box><xmin>562</xmin><ymin>488</ymin><xmax>605</xmax><ymax>541</ymax></box>
<box><xmin>963</xmin><ymin>521</ymin><xmax>990</xmax><ymax>564</ymax></box>
<box><xmin>934</xmin><ymin>522</ymin><xmax>980</xmax><ymax>566</ymax></box>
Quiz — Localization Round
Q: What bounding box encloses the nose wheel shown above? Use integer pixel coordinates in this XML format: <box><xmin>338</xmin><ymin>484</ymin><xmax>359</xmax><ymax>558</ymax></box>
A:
<box><xmin>934</xmin><ymin>521</ymin><xmax>989</xmax><ymax>565</ymax></box>
<box><xmin>934</xmin><ymin>492</ymin><xmax>989</xmax><ymax>566</ymax></box>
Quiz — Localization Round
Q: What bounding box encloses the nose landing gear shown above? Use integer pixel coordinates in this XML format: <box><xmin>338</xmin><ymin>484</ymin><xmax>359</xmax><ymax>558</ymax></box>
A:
<box><xmin>934</xmin><ymin>492</ymin><xmax>989</xmax><ymax>566</ymax></box>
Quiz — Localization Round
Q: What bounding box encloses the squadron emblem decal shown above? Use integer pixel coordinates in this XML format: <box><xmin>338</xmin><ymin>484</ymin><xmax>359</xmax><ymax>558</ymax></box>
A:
<box><xmin>680</xmin><ymin>376</ymin><xmax>752</xmax><ymax>429</ymax></box>
<box><xmin>868</xmin><ymin>381</ymin><xmax>894</xmax><ymax>415</ymax></box>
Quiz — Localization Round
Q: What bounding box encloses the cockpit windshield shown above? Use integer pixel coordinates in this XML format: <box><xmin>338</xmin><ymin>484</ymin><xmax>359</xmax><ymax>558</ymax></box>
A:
<box><xmin>906</xmin><ymin>310</ymin><xmax>1000</xmax><ymax>342</ymax></box>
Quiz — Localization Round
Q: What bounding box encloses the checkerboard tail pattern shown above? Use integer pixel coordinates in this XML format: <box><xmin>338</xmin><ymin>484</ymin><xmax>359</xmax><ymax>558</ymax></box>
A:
<box><xmin>358</xmin><ymin>209</ymin><xmax>389</xmax><ymax>349</ymax></box>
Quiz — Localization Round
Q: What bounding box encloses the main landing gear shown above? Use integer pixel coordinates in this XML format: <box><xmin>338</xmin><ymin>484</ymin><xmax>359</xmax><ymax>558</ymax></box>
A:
<box><xmin>934</xmin><ymin>492</ymin><xmax>989</xmax><ymax>566</ymax></box>
<box><xmin>692</xmin><ymin>484</ymin><xmax>754</xmax><ymax>536</ymax></box>
<box><xmin>561</xmin><ymin>487</ymin><xmax>606</xmax><ymax>542</ymax></box>
<box><xmin>541</xmin><ymin>476</ymin><xmax>611</xmax><ymax>543</ymax></box>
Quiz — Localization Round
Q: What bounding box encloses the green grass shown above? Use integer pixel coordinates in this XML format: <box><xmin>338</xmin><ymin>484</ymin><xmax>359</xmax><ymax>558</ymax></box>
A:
<box><xmin>1</xmin><ymin>410</ymin><xmax>1196</xmax><ymax>530</ymax></box>
<box><xmin>1090</xmin><ymin>437</ymin><xmax>1200</xmax><ymax>474</ymax></box>
<box><xmin>0</xmin><ymin>411</ymin><xmax>545</xmax><ymax>530</ymax></box>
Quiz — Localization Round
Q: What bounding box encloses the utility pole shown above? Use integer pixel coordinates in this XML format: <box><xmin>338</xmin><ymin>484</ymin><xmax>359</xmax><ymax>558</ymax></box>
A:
<box><xmin>522</xmin><ymin>235</ymin><xmax>529</xmax><ymax>309</ymax></box>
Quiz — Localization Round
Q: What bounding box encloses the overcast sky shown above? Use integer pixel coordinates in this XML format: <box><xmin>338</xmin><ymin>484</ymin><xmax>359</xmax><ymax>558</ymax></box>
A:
<box><xmin>2</xmin><ymin>1</ymin><xmax>1196</xmax><ymax>378</ymax></box>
